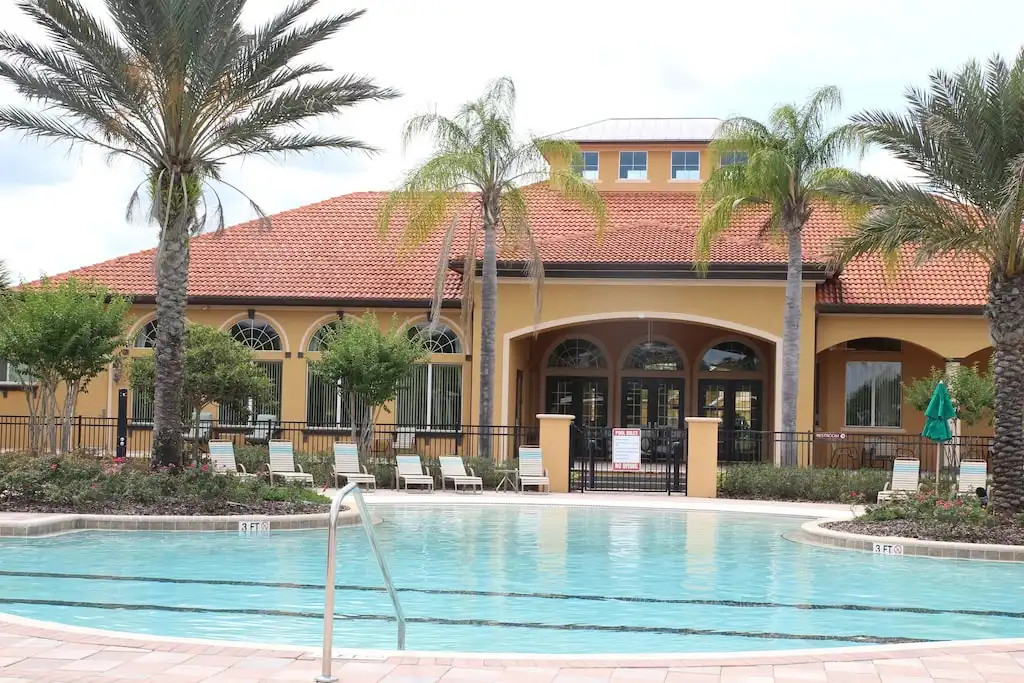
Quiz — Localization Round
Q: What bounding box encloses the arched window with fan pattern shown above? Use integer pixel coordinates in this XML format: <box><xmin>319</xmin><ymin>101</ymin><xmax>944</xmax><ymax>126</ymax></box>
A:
<box><xmin>397</xmin><ymin>322</ymin><xmax>464</xmax><ymax>430</ymax></box>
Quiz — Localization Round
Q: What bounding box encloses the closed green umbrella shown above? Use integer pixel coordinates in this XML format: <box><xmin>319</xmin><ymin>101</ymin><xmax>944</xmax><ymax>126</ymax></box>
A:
<box><xmin>922</xmin><ymin>381</ymin><xmax>955</xmax><ymax>442</ymax></box>
<box><xmin>922</xmin><ymin>381</ymin><xmax>956</xmax><ymax>478</ymax></box>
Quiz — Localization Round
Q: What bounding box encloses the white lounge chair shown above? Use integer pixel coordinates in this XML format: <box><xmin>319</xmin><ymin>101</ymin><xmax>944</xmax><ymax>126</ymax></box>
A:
<box><xmin>876</xmin><ymin>458</ymin><xmax>920</xmax><ymax>502</ymax></box>
<box><xmin>440</xmin><ymin>456</ymin><xmax>483</xmax><ymax>493</ymax></box>
<box><xmin>333</xmin><ymin>442</ymin><xmax>377</xmax><ymax>490</ymax></box>
<box><xmin>517</xmin><ymin>446</ymin><xmax>550</xmax><ymax>493</ymax></box>
<box><xmin>395</xmin><ymin>455</ymin><xmax>434</xmax><ymax>492</ymax></box>
<box><xmin>246</xmin><ymin>414</ymin><xmax>277</xmax><ymax>445</ymax></box>
<box><xmin>183</xmin><ymin>411</ymin><xmax>213</xmax><ymax>442</ymax></box>
<box><xmin>393</xmin><ymin>427</ymin><xmax>416</xmax><ymax>454</ymax></box>
<box><xmin>267</xmin><ymin>440</ymin><xmax>314</xmax><ymax>486</ymax></box>
<box><xmin>957</xmin><ymin>460</ymin><xmax>988</xmax><ymax>496</ymax></box>
<box><xmin>208</xmin><ymin>440</ymin><xmax>256</xmax><ymax>480</ymax></box>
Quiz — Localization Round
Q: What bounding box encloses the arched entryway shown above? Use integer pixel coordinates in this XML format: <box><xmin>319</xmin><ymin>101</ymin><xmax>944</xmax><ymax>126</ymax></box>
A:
<box><xmin>619</xmin><ymin>339</ymin><xmax>686</xmax><ymax>429</ymax></box>
<box><xmin>543</xmin><ymin>337</ymin><xmax>610</xmax><ymax>432</ymax></box>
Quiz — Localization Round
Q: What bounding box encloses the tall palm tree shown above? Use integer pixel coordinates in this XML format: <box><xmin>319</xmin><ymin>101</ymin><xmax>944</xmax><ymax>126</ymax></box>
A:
<box><xmin>0</xmin><ymin>0</ymin><xmax>397</xmax><ymax>466</ymax></box>
<box><xmin>377</xmin><ymin>77</ymin><xmax>606</xmax><ymax>458</ymax></box>
<box><xmin>697</xmin><ymin>86</ymin><xmax>860</xmax><ymax>465</ymax></box>
<box><xmin>833</xmin><ymin>53</ymin><xmax>1024</xmax><ymax>514</ymax></box>
<box><xmin>0</xmin><ymin>260</ymin><xmax>10</xmax><ymax>291</ymax></box>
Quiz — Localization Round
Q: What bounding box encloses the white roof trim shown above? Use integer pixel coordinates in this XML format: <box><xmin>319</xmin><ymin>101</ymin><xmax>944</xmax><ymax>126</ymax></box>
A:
<box><xmin>546</xmin><ymin>118</ymin><xmax>722</xmax><ymax>143</ymax></box>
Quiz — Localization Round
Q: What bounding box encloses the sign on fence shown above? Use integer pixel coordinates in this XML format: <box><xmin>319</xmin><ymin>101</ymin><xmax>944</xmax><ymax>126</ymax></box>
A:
<box><xmin>238</xmin><ymin>520</ymin><xmax>270</xmax><ymax>537</ymax></box>
<box><xmin>612</xmin><ymin>428</ymin><xmax>642</xmax><ymax>471</ymax></box>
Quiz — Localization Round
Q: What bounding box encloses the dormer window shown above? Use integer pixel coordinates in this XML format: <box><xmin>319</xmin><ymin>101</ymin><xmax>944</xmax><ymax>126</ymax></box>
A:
<box><xmin>618</xmin><ymin>151</ymin><xmax>648</xmax><ymax>180</ymax></box>
<box><xmin>720</xmin><ymin>151</ymin><xmax>748</xmax><ymax>166</ymax></box>
<box><xmin>671</xmin><ymin>151</ymin><xmax>701</xmax><ymax>180</ymax></box>
<box><xmin>572</xmin><ymin>151</ymin><xmax>600</xmax><ymax>181</ymax></box>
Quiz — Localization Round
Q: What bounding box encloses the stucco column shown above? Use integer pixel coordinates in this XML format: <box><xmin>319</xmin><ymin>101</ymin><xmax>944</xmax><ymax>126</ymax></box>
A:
<box><xmin>685</xmin><ymin>416</ymin><xmax>721</xmax><ymax>498</ymax></box>
<box><xmin>795</xmin><ymin>287</ymin><xmax>817</xmax><ymax>461</ymax></box>
<box><xmin>279</xmin><ymin>357</ymin><xmax>306</xmax><ymax>425</ymax></box>
<box><xmin>536</xmin><ymin>414</ymin><xmax>573</xmax><ymax>493</ymax></box>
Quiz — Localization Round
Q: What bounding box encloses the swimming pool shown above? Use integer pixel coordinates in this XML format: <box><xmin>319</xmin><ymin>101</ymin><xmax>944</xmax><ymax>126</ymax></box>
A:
<box><xmin>0</xmin><ymin>504</ymin><xmax>1021</xmax><ymax>654</ymax></box>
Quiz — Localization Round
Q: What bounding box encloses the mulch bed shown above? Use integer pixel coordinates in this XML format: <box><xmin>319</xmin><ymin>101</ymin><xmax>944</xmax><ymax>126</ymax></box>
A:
<box><xmin>825</xmin><ymin>519</ymin><xmax>1024</xmax><ymax>546</ymax></box>
<box><xmin>0</xmin><ymin>499</ymin><xmax>331</xmax><ymax>516</ymax></box>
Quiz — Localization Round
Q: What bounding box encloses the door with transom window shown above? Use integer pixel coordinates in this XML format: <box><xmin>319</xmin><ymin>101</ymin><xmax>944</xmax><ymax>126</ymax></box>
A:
<box><xmin>696</xmin><ymin>340</ymin><xmax>766</xmax><ymax>463</ymax></box>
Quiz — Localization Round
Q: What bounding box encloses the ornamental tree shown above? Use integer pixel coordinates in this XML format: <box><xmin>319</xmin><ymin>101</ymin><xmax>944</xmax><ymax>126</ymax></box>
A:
<box><xmin>130</xmin><ymin>324</ymin><xmax>271</xmax><ymax>461</ymax></box>
<box><xmin>905</xmin><ymin>363</ymin><xmax>994</xmax><ymax>427</ymax></box>
<box><xmin>310</xmin><ymin>312</ymin><xmax>428</xmax><ymax>458</ymax></box>
<box><xmin>0</xmin><ymin>277</ymin><xmax>131</xmax><ymax>453</ymax></box>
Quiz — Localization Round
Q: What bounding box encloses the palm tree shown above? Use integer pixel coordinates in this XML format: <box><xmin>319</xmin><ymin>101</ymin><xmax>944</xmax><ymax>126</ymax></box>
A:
<box><xmin>377</xmin><ymin>77</ymin><xmax>606</xmax><ymax>458</ymax></box>
<box><xmin>832</xmin><ymin>53</ymin><xmax>1024</xmax><ymax>514</ymax></box>
<box><xmin>0</xmin><ymin>261</ymin><xmax>10</xmax><ymax>291</ymax></box>
<box><xmin>697</xmin><ymin>86</ymin><xmax>860</xmax><ymax>465</ymax></box>
<box><xmin>0</xmin><ymin>0</ymin><xmax>398</xmax><ymax>466</ymax></box>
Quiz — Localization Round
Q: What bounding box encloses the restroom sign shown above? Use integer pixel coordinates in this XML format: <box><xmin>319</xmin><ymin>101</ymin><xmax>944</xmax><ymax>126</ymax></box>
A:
<box><xmin>612</xmin><ymin>428</ymin><xmax>642</xmax><ymax>471</ymax></box>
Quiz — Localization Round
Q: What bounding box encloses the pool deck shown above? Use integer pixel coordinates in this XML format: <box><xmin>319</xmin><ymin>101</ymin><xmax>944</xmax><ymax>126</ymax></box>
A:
<box><xmin>1</xmin><ymin>613</ymin><xmax>1023</xmax><ymax>682</ymax></box>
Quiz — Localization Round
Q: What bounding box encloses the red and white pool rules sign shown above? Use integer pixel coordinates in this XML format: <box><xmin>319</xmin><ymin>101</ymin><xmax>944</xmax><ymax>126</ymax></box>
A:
<box><xmin>612</xmin><ymin>428</ymin><xmax>642</xmax><ymax>471</ymax></box>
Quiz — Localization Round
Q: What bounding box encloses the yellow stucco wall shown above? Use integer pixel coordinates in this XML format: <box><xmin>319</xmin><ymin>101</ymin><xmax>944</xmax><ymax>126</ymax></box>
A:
<box><xmin>484</xmin><ymin>280</ymin><xmax>819</xmax><ymax>435</ymax></box>
<box><xmin>548</xmin><ymin>143</ymin><xmax>715</xmax><ymax>191</ymax></box>
<box><xmin>816</xmin><ymin>314</ymin><xmax>991</xmax><ymax>359</ymax></box>
<box><xmin>0</xmin><ymin>304</ymin><xmax>471</xmax><ymax>428</ymax></box>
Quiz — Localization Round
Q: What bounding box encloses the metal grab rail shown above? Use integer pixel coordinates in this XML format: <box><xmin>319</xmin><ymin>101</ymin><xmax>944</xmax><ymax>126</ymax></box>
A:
<box><xmin>317</xmin><ymin>483</ymin><xmax>406</xmax><ymax>683</ymax></box>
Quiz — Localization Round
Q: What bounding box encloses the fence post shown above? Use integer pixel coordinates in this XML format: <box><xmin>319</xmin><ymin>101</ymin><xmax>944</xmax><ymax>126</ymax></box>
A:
<box><xmin>116</xmin><ymin>389</ymin><xmax>128</xmax><ymax>460</ymax></box>
<box><xmin>76</xmin><ymin>415</ymin><xmax>83</xmax><ymax>450</ymax></box>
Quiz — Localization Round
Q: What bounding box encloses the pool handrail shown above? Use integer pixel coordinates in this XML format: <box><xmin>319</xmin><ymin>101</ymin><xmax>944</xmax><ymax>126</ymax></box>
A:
<box><xmin>317</xmin><ymin>483</ymin><xmax>406</xmax><ymax>683</ymax></box>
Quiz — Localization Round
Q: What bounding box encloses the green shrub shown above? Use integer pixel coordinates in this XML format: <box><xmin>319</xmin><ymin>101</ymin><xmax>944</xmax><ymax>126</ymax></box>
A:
<box><xmin>0</xmin><ymin>452</ymin><xmax>328</xmax><ymax>512</ymax></box>
<box><xmin>860</xmin><ymin>491</ymin><xmax>993</xmax><ymax>526</ymax></box>
<box><xmin>717</xmin><ymin>464</ymin><xmax>890</xmax><ymax>503</ymax></box>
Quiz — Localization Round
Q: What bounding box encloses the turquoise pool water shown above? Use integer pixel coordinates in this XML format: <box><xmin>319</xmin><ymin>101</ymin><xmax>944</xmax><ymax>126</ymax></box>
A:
<box><xmin>0</xmin><ymin>505</ymin><xmax>1022</xmax><ymax>654</ymax></box>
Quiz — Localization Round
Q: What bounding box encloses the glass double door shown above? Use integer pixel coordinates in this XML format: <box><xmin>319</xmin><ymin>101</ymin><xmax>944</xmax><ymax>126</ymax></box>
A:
<box><xmin>546</xmin><ymin>376</ymin><xmax>608</xmax><ymax>430</ymax></box>
<box><xmin>697</xmin><ymin>379</ymin><xmax>764</xmax><ymax>462</ymax></box>
<box><xmin>620</xmin><ymin>377</ymin><xmax>683</xmax><ymax>428</ymax></box>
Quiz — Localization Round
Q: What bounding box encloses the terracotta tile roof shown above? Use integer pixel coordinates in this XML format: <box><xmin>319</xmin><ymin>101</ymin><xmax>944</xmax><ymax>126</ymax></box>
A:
<box><xmin>52</xmin><ymin>185</ymin><xmax>988</xmax><ymax>309</ymax></box>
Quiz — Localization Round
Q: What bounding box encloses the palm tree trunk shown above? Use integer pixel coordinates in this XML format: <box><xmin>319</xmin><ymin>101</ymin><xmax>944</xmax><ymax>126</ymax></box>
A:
<box><xmin>987</xmin><ymin>272</ymin><xmax>1024</xmax><ymax>514</ymax></box>
<box><xmin>150</xmin><ymin>204</ymin><xmax>190</xmax><ymax>468</ymax></box>
<box><xmin>779</xmin><ymin>226</ymin><xmax>803</xmax><ymax>466</ymax></box>
<box><xmin>478</xmin><ymin>192</ymin><xmax>500</xmax><ymax>460</ymax></box>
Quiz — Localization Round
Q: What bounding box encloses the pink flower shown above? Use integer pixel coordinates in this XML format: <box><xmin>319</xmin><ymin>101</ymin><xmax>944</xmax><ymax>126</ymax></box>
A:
<box><xmin>50</xmin><ymin>463</ymin><xmax>57</xmax><ymax>471</ymax></box>
<box><xmin>201</xmin><ymin>464</ymin><xmax>208</xmax><ymax>472</ymax></box>
<box><xmin>91</xmin><ymin>484</ymin><xmax>97</xmax><ymax>489</ymax></box>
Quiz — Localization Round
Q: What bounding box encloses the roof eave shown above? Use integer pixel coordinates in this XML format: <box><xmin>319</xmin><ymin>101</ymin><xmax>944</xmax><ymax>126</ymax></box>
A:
<box><xmin>128</xmin><ymin>295</ymin><xmax>462</xmax><ymax>309</ymax></box>
<box><xmin>451</xmin><ymin>259</ymin><xmax>829</xmax><ymax>282</ymax></box>
<box><xmin>816</xmin><ymin>303</ymin><xmax>984</xmax><ymax>315</ymax></box>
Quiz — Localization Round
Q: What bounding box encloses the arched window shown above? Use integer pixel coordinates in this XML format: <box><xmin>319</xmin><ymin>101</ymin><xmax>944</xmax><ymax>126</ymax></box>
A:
<box><xmin>624</xmin><ymin>341</ymin><xmax>683</xmax><ymax>371</ymax></box>
<box><xmin>134</xmin><ymin>320</ymin><xmax>158</xmax><ymax>349</ymax></box>
<box><xmin>307</xmin><ymin>321</ymin><xmax>342</xmax><ymax>352</ymax></box>
<box><xmin>700</xmin><ymin>341</ymin><xmax>760</xmax><ymax>372</ymax></box>
<box><xmin>408</xmin><ymin>323</ymin><xmax>462</xmax><ymax>354</ymax></box>
<box><xmin>547</xmin><ymin>339</ymin><xmax>606</xmax><ymax>369</ymax></box>
<box><xmin>396</xmin><ymin>323</ymin><xmax>464</xmax><ymax>430</ymax></box>
<box><xmin>230</xmin><ymin>319</ymin><xmax>281</xmax><ymax>351</ymax></box>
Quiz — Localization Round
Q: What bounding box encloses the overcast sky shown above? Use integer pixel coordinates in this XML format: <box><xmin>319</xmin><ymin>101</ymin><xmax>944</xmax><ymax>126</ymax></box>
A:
<box><xmin>2</xmin><ymin>0</ymin><xmax>1022</xmax><ymax>281</ymax></box>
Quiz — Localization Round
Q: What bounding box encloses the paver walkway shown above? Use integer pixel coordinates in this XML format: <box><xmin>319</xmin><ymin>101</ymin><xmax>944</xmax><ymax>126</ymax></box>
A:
<box><xmin>1</xmin><ymin>615</ymin><xmax>1022</xmax><ymax>682</ymax></box>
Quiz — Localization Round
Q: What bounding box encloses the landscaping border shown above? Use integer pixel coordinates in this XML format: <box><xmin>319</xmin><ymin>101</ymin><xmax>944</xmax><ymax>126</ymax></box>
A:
<box><xmin>0</xmin><ymin>507</ymin><xmax>361</xmax><ymax>538</ymax></box>
<box><xmin>793</xmin><ymin>519</ymin><xmax>1024</xmax><ymax>562</ymax></box>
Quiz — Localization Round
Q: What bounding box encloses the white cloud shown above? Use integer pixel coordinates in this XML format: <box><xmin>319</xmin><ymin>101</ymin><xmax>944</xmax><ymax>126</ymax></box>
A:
<box><xmin>2</xmin><ymin>0</ymin><xmax>1023</xmax><ymax>280</ymax></box>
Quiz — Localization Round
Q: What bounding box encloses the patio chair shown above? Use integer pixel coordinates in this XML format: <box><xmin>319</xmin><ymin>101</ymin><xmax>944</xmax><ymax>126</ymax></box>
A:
<box><xmin>517</xmin><ymin>446</ymin><xmax>550</xmax><ymax>493</ymax></box>
<box><xmin>956</xmin><ymin>460</ymin><xmax>988</xmax><ymax>496</ymax></box>
<box><xmin>267</xmin><ymin>440</ymin><xmax>314</xmax><ymax>486</ymax></box>
<box><xmin>332</xmin><ymin>442</ymin><xmax>377</xmax><ymax>490</ymax></box>
<box><xmin>246</xmin><ymin>414</ymin><xmax>277</xmax><ymax>446</ymax></box>
<box><xmin>395</xmin><ymin>455</ymin><xmax>434</xmax><ymax>492</ymax></box>
<box><xmin>207</xmin><ymin>440</ymin><xmax>256</xmax><ymax>480</ymax></box>
<box><xmin>393</xmin><ymin>427</ymin><xmax>416</xmax><ymax>454</ymax></box>
<box><xmin>439</xmin><ymin>456</ymin><xmax>483</xmax><ymax>493</ymax></box>
<box><xmin>876</xmin><ymin>458</ymin><xmax>920</xmax><ymax>502</ymax></box>
<box><xmin>182</xmin><ymin>411</ymin><xmax>214</xmax><ymax>443</ymax></box>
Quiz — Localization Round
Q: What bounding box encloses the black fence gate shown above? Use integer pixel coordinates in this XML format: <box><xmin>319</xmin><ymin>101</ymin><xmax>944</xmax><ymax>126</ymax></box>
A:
<box><xmin>570</xmin><ymin>425</ymin><xmax>687</xmax><ymax>494</ymax></box>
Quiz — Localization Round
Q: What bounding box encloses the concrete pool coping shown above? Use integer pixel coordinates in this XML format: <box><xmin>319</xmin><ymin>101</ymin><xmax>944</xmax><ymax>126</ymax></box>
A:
<box><xmin>794</xmin><ymin>518</ymin><xmax>1024</xmax><ymax>562</ymax></box>
<box><xmin>1</xmin><ymin>612</ymin><xmax>1023</xmax><ymax>682</ymax></box>
<box><xmin>0</xmin><ymin>492</ymin><xmax>857</xmax><ymax>538</ymax></box>
<box><xmin>0</xmin><ymin>506</ymin><xmax>362</xmax><ymax>537</ymax></box>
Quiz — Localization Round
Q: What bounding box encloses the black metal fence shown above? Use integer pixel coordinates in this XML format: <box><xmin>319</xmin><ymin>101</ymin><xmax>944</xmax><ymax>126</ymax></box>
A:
<box><xmin>0</xmin><ymin>415</ymin><xmax>538</xmax><ymax>464</ymax></box>
<box><xmin>811</xmin><ymin>431</ymin><xmax>992</xmax><ymax>474</ymax></box>
<box><xmin>570</xmin><ymin>425</ymin><xmax>687</xmax><ymax>494</ymax></box>
<box><xmin>717</xmin><ymin>430</ymin><xmax>815</xmax><ymax>465</ymax></box>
